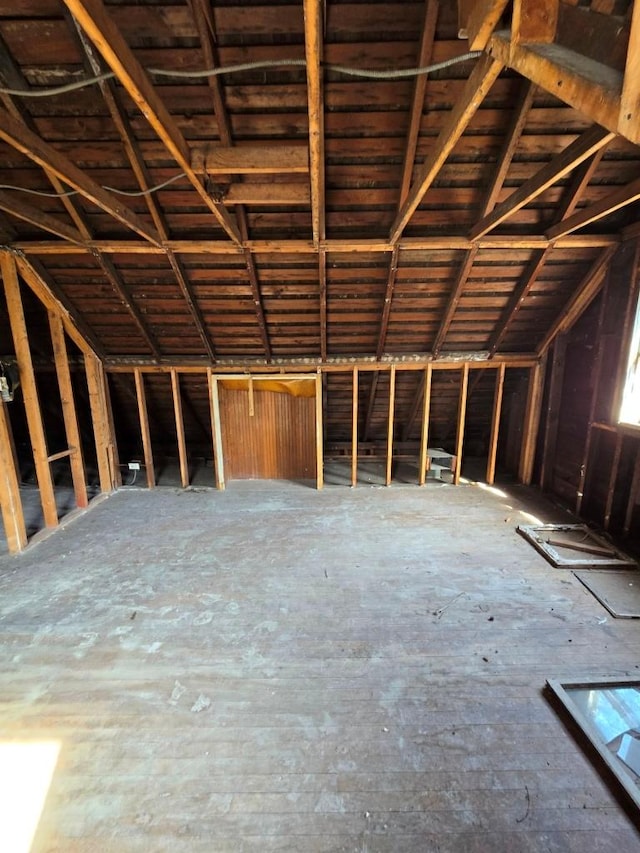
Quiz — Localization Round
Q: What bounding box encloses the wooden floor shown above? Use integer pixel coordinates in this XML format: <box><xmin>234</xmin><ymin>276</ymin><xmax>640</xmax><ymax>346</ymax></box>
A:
<box><xmin>1</xmin><ymin>478</ymin><xmax>640</xmax><ymax>852</ymax></box>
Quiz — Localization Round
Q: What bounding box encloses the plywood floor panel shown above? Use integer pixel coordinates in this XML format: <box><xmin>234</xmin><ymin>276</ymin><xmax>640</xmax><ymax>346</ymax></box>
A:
<box><xmin>0</xmin><ymin>481</ymin><xmax>639</xmax><ymax>851</ymax></box>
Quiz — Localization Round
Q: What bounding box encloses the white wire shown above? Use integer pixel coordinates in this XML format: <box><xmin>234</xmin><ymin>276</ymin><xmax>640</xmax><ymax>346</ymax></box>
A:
<box><xmin>0</xmin><ymin>52</ymin><xmax>483</xmax><ymax>98</ymax></box>
<box><xmin>0</xmin><ymin>171</ymin><xmax>188</xmax><ymax>199</ymax></box>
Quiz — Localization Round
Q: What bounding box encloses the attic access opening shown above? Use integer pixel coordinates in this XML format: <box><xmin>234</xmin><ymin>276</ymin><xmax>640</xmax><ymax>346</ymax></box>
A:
<box><xmin>517</xmin><ymin>523</ymin><xmax>637</xmax><ymax>568</ymax></box>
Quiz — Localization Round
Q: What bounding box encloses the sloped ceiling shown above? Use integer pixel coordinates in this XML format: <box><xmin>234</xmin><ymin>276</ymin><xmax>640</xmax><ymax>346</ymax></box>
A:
<box><xmin>0</xmin><ymin>0</ymin><xmax>637</xmax><ymax>374</ymax></box>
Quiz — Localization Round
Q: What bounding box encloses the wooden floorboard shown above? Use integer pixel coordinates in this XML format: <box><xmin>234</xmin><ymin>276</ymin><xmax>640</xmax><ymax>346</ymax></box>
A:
<box><xmin>0</xmin><ymin>480</ymin><xmax>639</xmax><ymax>851</ymax></box>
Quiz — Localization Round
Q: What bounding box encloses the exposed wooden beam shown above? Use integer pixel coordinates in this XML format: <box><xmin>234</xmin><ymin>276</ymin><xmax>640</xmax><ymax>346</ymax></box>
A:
<box><xmin>385</xmin><ymin>365</ymin><xmax>396</xmax><ymax>486</ymax></box>
<box><xmin>376</xmin><ymin>246</ymin><xmax>399</xmax><ymax>359</ymax></box>
<box><xmin>519</xmin><ymin>357</ymin><xmax>546</xmax><ymax>485</ymax></box>
<box><xmin>470</xmin><ymin>126</ymin><xmax>615</xmax><ymax>239</ymax></box>
<box><xmin>2</xmin><ymin>254</ymin><xmax>58</xmax><ymax>527</ymax></box>
<box><xmin>85</xmin><ymin>352</ymin><xmax>117</xmax><ymax>493</ymax></box>
<box><xmin>222</xmin><ymin>183</ymin><xmax>310</xmax><ymax>206</ymax></box>
<box><xmin>432</xmin><ymin>246</ymin><xmax>479</xmax><ymax>357</ymax></box>
<box><xmin>0</xmin><ymin>398</ymin><xmax>27</xmax><ymax>553</ymax></box>
<box><xmin>11</xmin><ymin>234</ymin><xmax>620</xmax><ymax>257</ymax></box>
<box><xmin>73</xmin><ymin>16</ymin><xmax>217</xmax><ymax>361</ymax></box>
<box><xmin>0</xmin><ymin>30</ymin><xmax>96</xmax><ymax>240</ymax></box>
<box><xmin>374</xmin><ymin>0</ymin><xmax>438</xmax><ymax>374</ymax></box>
<box><xmin>453</xmin><ymin>364</ymin><xmax>469</xmax><ymax>485</ymax></box>
<box><xmin>512</xmin><ymin>0</ymin><xmax>558</xmax><ymax>45</ymax></box>
<box><xmin>619</xmin><ymin>0</ymin><xmax>640</xmax><ymax>143</ymax></box>
<box><xmin>63</xmin><ymin>0</ymin><xmax>242</xmax><ymax>244</ymax></box>
<box><xmin>166</xmin><ymin>253</ymin><xmax>217</xmax><ymax>363</ymax></box>
<box><xmin>418</xmin><ymin>365</ymin><xmax>432</xmax><ymax>486</ymax></box>
<box><xmin>575</xmin><ymin>282</ymin><xmax>609</xmax><ymax>516</ymax></box>
<box><xmin>487</xmin><ymin>247</ymin><xmax>551</xmax><ymax>355</ymax></box>
<box><xmin>540</xmin><ymin>333</ymin><xmax>567</xmax><ymax>492</ymax></box>
<box><xmin>106</xmin><ymin>353</ymin><xmax>541</xmax><ymax>373</ymax></box>
<box><xmin>399</xmin><ymin>0</ymin><xmax>439</xmax><ymax>207</ymax></box>
<box><xmin>187</xmin><ymin>0</ymin><xmax>269</xmax><ymax>361</ymax></box>
<box><xmin>48</xmin><ymin>312</ymin><xmax>89</xmax><ymax>509</ymax></box>
<box><xmin>0</xmin><ymin>106</ymin><xmax>162</xmax><ymax>246</ymax></box>
<box><xmin>363</xmin><ymin>373</ymin><xmax>379</xmax><ymax>442</ymax></box>
<box><xmin>487</xmin><ymin>32</ymin><xmax>625</xmax><ymax>141</ymax></box>
<box><xmin>134</xmin><ymin>368</ymin><xmax>155</xmax><ymax>489</ymax></box>
<box><xmin>95</xmin><ymin>254</ymin><xmax>162</xmax><ymax>360</ymax></box>
<box><xmin>15</xmin><ymin>255</ymin><xmax>103</xmax><ymax>359</ymax></box>
<box><xmin>303</xmin><ymin>0</ymin><xmax>325</xmax><ymax>246</ymax></box>
<box><xmin>171</xmin><ymin>369</ymin><xmax>189</xmax><ymax>488</ymax></box>
<box><xmin>208</xmin><ymin>371</ymin><xmax>225</xmax><ymax>491</ymax></box>
<box><xmin>315</xmin><ymin>371</ymin><xmax>324</xmax><ymax>490</ymax></box>
<box><xmin>319</xmin><ymin>248</ymin><xmax>327</xmax><ymax>362</ymax></box>
<box><xmin>603</xmin><ymin>432</ymin><xmax>623</xmax><ymax>530</ymax></box>
<box><xmin>481</xmin><ymin>80</ymin><xmax>535</xmax><ymax>217</ymax></box>
<box><xmin>0</xmin><ymin>191</ymin><xmax>85</xmax><ymax>245</ymax></box>
<box><xmin>536</xmin><ymin>244</ymin><xmax>618</xmax><ymax>355</ymax></box>
<box><xmin>467</xmin><ymin>0</ymin><xmax>511</xmax><ymax>50</ymax></box>
<box><xmin>192</xmin><ymin>146</ymin><xmax>309</xmax><ymax>176</ymax></box>
<box><xmin>86</xmin><ymin>11</ymin><xmax>216</xmax><ymax>363</ymax></box>
<box><xmin>554</xmin><ymin>146</ymin><xmax>609</xmax><ymax>223</ymax></box>
<box><xmin>390</xmin><ymin>53</ymin><xmax>503</xmax><ymax>244</ymax></box>
<box><xmin>486</xmin><ymin>363</ymin><xmax>505</xmax><ymax>485</ymax></box>
<box><xmin>546</xmin><ymin>175</ymin><xmax>640</xmax><ymax>240</ymax></box>
<box><xmin>242</xmin><ymin>245</ymin><xmax>272</xmax><ymax>362</ymax></box>
<box><xmin>351</xmin><ymin>367</ymin><xmax>358</xmax><ymax>487</ymax></box>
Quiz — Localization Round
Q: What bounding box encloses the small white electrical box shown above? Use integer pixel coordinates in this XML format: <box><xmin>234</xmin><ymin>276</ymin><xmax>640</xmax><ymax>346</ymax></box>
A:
<box><xmin>128</xmin><ymin>461</ymin><xmax>141</xmax><ymax>471</ymax></box>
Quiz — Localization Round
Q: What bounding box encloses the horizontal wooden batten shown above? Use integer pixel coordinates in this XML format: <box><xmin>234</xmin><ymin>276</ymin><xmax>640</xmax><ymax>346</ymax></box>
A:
<box><xmin>11</xmin><ymin>235</ymin><xmax>620</xmax><ymax>256</ymax></box>
<box><xmin>104</xmin><ymin>354</ymin><xmax>539</xmax><ymax>373</ymax></box>
<box><xmin>191</xmin><ymin>145</ymin><xmax>309</xmax><ymax>175</ymax></box>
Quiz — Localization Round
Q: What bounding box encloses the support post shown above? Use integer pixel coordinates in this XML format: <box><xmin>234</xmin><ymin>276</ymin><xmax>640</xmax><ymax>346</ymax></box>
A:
<box><xmin>518</xmin><ymin>357</ymin><xmax>546</xmax><ymax>485</ymax></box>
<box><xmin>208</xmin><ymin>369</ymin><xmax>225</xmax><ymax>490</ymax></box>
<box><xmin>386</xmin><ymin>365</ymin><xmax>396</xmax><ymax>486</ymax></box>
<box><xmin>418</xmin><ymin>365</ymin><xmax>432</xmax><ymax>486</ymax></box>
<box><xmin>134</xmin><ymin>368</ymin><xmax>155</xmax><ymax>488</ymax></box>
<box><xmin>86</xmin><ymin>352</ymin><xmax>116</xmax><ymax>494</ymax></box>
<box><xmin>486</xmin><ymin>363</ymin><xmax>505</xmax><ymax>485</ymax></box>
<box><xmin>315</xmin><ymin>370</ymin><xmax>324</xmax><ymax>490</ymax></box>
<box><xmin>49</xmin><ymin>312</ymin><xmax>89</xmax><ymax>508</ymax></box>
<box><xmin>2</xmin><ymin>254</ymin><xmax>58</xmax><ymax>527</ymax></box>
<box><xmin>0</xmin><ymin>400</ymin><xmax>27</xmax><ymax>553</ymax></box>
<box><xmin>171</xmin><ymin>369</ymin><xmax>189</xmax><ymax>488</ymax></box>
<box><xmin>351</xmin><ymin>367</ymin><xmax>358</xmax><ymax>487</ymax></box>
<box><xmin>454</xmin><ymin>364</ymin><xmax>469</xmax><ymax>485</ymax></box>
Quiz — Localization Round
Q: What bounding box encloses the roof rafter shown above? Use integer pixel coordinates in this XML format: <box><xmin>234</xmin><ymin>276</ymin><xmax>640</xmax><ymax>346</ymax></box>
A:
<box><xmin>0</xmin><ymin>30</ymin><xmax>163</xmax><ymax>359</ymax></box>
<box><xmin>470</xmin><ymin>125</ymin><xmax>616</xmax><ymax>240</ymax></box>
<box><xmin>63</xmin><ymin>0</ymin><xmax>242</xmax><ymax>246</ymax></box>
<box><xmin>370</xmin><ymin>0</ymin><xmax>437</xmax><ymax>424</ymax></box>
<box><xmin>389</xmin><ymin>52</ymin><xmax>503</xmax><ymax>244</ymax></box>
<box><xmin>0</xmin><ymin>106</ymin><xmax>163</xmax><ymax>247</ymax></box>
<box><xmin>188</xmin><ymin>0</ymin><xmax>271</xmax><ymax>361</ymax></box>
<box><xmin>72</xmin><ymin>17</ymin><xmax>215</xmax><ymax>362</ymax></box>
<box><xmin>0</xmin><ymin>191</ymin><xmax>85</xmax><ymax>245</ymax></box>
<box><xmin>537</xmin><ymin>244</ymin><xmax>618</xmax><ymax>355</ymax></box>
<box><xmin>547</xmin><ymin>175</ymin><xmax>640</xmax><ymax>240</ymax></box>
<box><xmin>303</xmin><ymin>0</ymin><xmax>326</xmax><ymax>360</ymax></box>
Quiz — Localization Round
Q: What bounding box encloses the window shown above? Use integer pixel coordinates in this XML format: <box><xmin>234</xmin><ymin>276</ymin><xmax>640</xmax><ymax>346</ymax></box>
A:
<box><xmin>619</xmin><ymin>294</ymin><xmax>640</xmax><ymax>426</ymax></box>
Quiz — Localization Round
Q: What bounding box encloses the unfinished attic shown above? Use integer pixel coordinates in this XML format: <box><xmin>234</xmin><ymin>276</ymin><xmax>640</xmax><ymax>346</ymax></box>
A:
<box><xmin>2</xmin><ymin>0</ymin><xmax>640</xmax><ymax>849</ymax></box>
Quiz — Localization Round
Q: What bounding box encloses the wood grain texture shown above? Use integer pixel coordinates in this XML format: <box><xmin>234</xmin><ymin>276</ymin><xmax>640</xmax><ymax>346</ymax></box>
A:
<box><xmin>0</xmin><ymin>483</ymin><xmax>637</xmax><ymax>850</ymax></box>
<box><xmin>219</xmin><ymin>385</ymin><xmax>316</xmax><ymax>481</ymax></box>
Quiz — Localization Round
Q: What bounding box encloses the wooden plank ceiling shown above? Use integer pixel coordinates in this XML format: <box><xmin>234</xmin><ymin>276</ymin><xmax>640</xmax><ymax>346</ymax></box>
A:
<box><xmin>0</xmin><ymin>0</ymin><xmax>639</xmax><ymax>455</ymax></box>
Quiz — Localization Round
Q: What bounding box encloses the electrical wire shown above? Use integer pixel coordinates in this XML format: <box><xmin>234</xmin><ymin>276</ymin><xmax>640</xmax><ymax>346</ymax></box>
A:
<box><xmin>0</xmin><ymin>171</ymin><xmax>188</xmax><ymax>199</ymax></box>
<box><xmin>0</xmin><ymin>52</ymin><xmax>482</xmax><ymax>98</ymax></box>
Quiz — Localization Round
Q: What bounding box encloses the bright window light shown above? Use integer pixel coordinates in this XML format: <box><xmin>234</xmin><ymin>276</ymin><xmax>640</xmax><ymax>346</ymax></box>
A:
<box><xmin>619</xmin><ymin>294</ymin><xmax>640</xmax><ymax>426</ymax></box>
<box><xmin>0</xmin><ymin>741</ymin><xmax>60</xmax><ymax>853</ymax></box>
